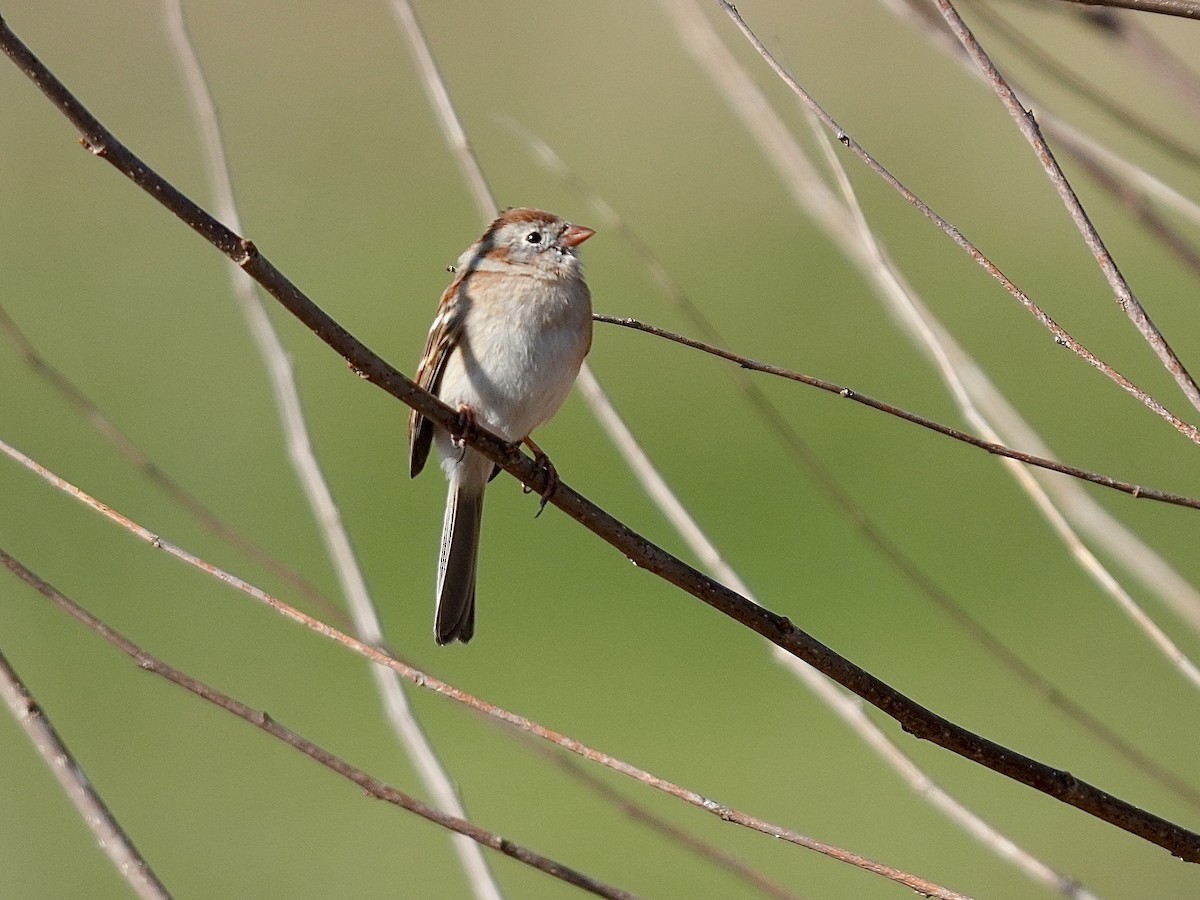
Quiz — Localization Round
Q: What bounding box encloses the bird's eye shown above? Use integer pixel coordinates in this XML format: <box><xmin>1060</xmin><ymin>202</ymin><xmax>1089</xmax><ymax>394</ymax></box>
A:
<box><xmin>525</xmin><ymin>231</ymin><xmax>543</xmax><ymax>244</ymax></box>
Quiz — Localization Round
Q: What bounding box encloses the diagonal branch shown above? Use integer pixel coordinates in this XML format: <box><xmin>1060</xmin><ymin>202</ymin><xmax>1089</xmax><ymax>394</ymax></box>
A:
<box><xmin>522</xmin><ymin>117</ymin><xmax>1200</xmax><ymax>819</ymax></box>
<box><xmin>156</xmin><ymin>4</ymin><xmax>502</xmax><ymax>897</ymax></box>
<box><xmin>713</xmin><ymin>0</ymin><xmax>1200</xmax><ymax>447</ymax></box>
<box><xmin>0</xmin><ymin>550</ymin><xmax>636</xmax><ymax>900</ymax></box>
<box><xmin>594</xmin><ymin>314</ymin><xmax>1200</xmax><ymax>513</ymax></box>
<box><xmin>0</xmin><ymin>646</ymin><xmax>171</xmax><ymax>900</ymax></box>
<box><xmin>2</xmin><ymin>12</ymin><xmax>1198</xmax><ymax>863</ymax></box>
<box><xmin>0</xmin><ymin>301</ymin><xmax>348</xmax><ymax>628</ymax></box>
<box><xmin>1046</xmin><ymin>0</ymin><xmax>1200</xmax><ymax>20</ymax></box>
<box><xmin>933</xmin><ymin>0</ymin><xmax>1200</xmax><ymax>415</ymax></box>
<box><xmin>882</xmin><ymin>0</ymin><xmax>1200</xmax><ymax>636</ymax></box>
<box><xmin>0</xmin><ymin>448</ymin><xmax>968</xmax><ymax>898</ymax></box>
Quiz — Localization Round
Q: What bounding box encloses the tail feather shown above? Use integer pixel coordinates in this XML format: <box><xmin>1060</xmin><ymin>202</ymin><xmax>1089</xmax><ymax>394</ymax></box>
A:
<box><xmin>435</xmin><ymin>483</ymin><xmax>483</xmax><ymax>644</ymax></box>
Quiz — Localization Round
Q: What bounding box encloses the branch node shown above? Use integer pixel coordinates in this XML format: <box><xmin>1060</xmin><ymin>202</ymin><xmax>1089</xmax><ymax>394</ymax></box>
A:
<box><xmin>839</xmin><ymin>387</ymin><xmax>855</xmax><ymax>399</ymax></box>
<box><xmin>236</xmin><ymin>238</ymin><xmax>258</xmax><ymax>267</ymax></box>
<box><xmin>701</xmin><ymin>797</ymin><xmax>733</xmax><ymax>820</ymax></box>
<box><xmin>78</xmin><ymin>135</ymin><xmax>106</xmax><ymax>156</ymax></box>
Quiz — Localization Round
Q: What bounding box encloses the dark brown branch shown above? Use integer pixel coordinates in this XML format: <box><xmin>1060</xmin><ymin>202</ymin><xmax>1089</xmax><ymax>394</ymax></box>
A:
<box><xmin>1047</xmin><ymin>0</ymin><xmax>1200</xmax><ymax>20</ymax></box>
<box><xmin>0</xmin><ymin>647</ymin><xmax>171</xmax><ymax>900</ymax></box>
<box><xmin>594</xmin><ymin>315</ymin><xmax>1200</xmax><ymax>511</ymax></box>
<box><xmin>0</xmin><ymin>549</ymin><xmax>637</xmax><ymax>900</ymax></box>
<box><xmin>3</xmin><ymin>13</ymin><xmax>1198</xmax><ymax>863</ymax></box>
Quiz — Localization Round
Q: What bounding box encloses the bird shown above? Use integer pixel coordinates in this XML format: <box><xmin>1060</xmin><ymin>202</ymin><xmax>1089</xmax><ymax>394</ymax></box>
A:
<box><xmin>408</xmin><ymin>207</ymin><xmax>594</xmax><ymax>644</ymax></box>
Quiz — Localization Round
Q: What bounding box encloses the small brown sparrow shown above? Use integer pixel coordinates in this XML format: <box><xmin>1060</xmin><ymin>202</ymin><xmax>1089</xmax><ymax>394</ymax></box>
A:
<box><xmin>409</xmin><ymin>208</ymin><xmax>594</xmax><ymax>644</ymax></box>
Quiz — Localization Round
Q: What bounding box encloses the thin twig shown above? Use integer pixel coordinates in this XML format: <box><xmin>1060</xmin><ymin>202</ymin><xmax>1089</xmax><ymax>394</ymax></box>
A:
<box><xmin>933</xmin><ymin>0</ymin><xmax>1200</xmax><ymax>415</ymax></box>
<box><xmin>1047</xmin><ymin>0</ymin><xmax>1200</xmax><ymax>23</ymax></box>
<box><xmin>709</xmin><ymin>0</ymin><xmax>1200</xmax><ymax>699</ymax></box>
<box><xmin>801</xmin><ymin>105</ymin><xmax>1200</xmax><ymax>696</ymax></box>
<box><xmin>0</xmin><ymin>647</ymin><xmax>172</xmax><ymax>900</ymax></box>
<box><xmin>712</xmin><ymin>0</ymin><xmax>1200</xmax><ymax>447</ymax></box>
<box><xmin>518</xmin><ymin>121</ymin><xmax>1200</xmax><ymax>814</ymax></box>
<box><xmin>575</xmin><ymin>367</ymin><xmax>1099</xmax><ymax>900</ymax></box>
<box><xmin>0</xmin><ymin>447</ymin><xmax>966</xmax><ymax>899</ymax></box>
<box><xmin>969</xmin><ymin>0</ymin><xmax>1200</xmax><ymax>170</ymax></box>
<box><xmin>394</xmin><ymin>14</ymin><xmax>822</xmax><ymax>895</ymax></box>
<box><xmin>546</xmin><ymin>753</ymin><xmax>806</xmax><ymax>900</ymax></box>
<box><xmin>1061</xmin><ymin>143</ymin><xmax>1200</xmax><ymax>285</ymax></box>
<box><xmin>0</xmin><ymin>551</ymin><xmax>636</xmax><ymax>900</ymax></box>
<box><xmin>0</xmin><ymin>302</ymin><xmax>347</xmax><ymax>629</ymax></box>
<box><xmin>387</xmin><ymin>0</ymin><xmax>496</xmax><ymax>226</ymax></box>
<box><xmin>156</xmin><ymin>5</ymin><xmax>502</xmax><ymax>897</ymax></box>
<box><xmin>594</xmin><ymin>314</ymin><xmax>1200</xmax><ymax>513</ymax></box>
<box><xmin>802</xmin><ymin>107</ymin><xmax>1200</xmax><ymax>796</ymax></box>
<box><xmin>1079</xmin><ymin>7</ymin><xmax>1200</xmax><ymax>119</ymax></box>
<box><xmin>3</xmin><ymin>15</ymin><xmax>1198</xmax><ymax>863</ymax></box>
<box><xmin>881</xmin><ymin>0</ymin><xmax>1200</xmax><ymax>635</ymax></box>
<box><xmin>663</xmin><ymin>0</ymin><xmax>1200</xmax><ymax>841</ymax></box>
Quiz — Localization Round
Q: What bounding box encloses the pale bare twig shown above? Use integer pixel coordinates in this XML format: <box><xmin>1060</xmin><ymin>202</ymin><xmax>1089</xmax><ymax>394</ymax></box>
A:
<box><xmin>933</xmin><ymin>0</ymin><xmax>1200</xmax><ymax>415</ymax></box>
<box><xmin>158</xmin><ymin>5</ymin><xmax>501</xmax><ymax>897</ymax></box>
<box><xmin>704</xmin><ymin>0</ymin><xmax>1200</xmax><ymax>694</ymax></box>
<box><xmin>802</xmin><ymin>106</ymin><xmax>1200</xmax><ymax>696</ymax></box>
<box><xmin>517</xmin><ymin>121</ymin><xmax>1200</xmax><ymax>813</ymax></box>
<box><xmin>712</xmin><ymin>0</ymin><xmax>1200</xmax><ymax>447</ymax></box>
<box><xmin>802</xmin><ymin>110</ymin><xmax>1200</xmax><ymax>805</ymax></box>
<box><xmin>3</xmin><ymin>17</ymin><xmax>1197</xmax><ymax>861</ymax></box>
<box><xmin>392</xmin><ymin>13</ymin><xmax>830</xmax><ymax>894</ymax></box>
<box><xmin>575</xmin><ymin>370</ymin><xmax>1098</xmax><ymax>900</ymax></box>
<box><xmin>546</xmin><ymin>753</ymin><xmax>807</xmax><ymax>900</ymax></box>
<box><xmin>661</xmin><ymin>0</ymin><xmax>1200</xmax><ymax>862</ymax></box>
<box><xmin>894</xmin><ymin>0</ymin><xmax>1200</xmax><ymax>234</ymax></box>
<box><xmin>0</xmin><ymin>302</ymin><xmax>347</xmax><ymax>629</ymax></box>
<box><xmin>0</xmin><ymin>439</ymin><xmax>967</xmax><ymax>899</ymax></box>
<box><xmin>387</xmin><ymin>0</ymin><xmax>496</xmax><ymax>227</ymax></box>
<box><xmin>594</xmin><ymin>314</ymin><xmax>1200</xmax><ymax>513</ymax></box>
<box><xmin>503</xmin><ymin>44</ymin><xmax>1084</xmax><ymax>892</ymax></box>
<box><xmin>1064</xmin><ymin>139</ymin><xmax>1200</xmax><ymax>283</ymax></box>
<box><xmin>0</xmin><ymin>551</ymin><xmax>636</xmax><ymax>900</ymax></box>
<box><xmin>0</xmin><ymin>647</ymin><xmax>171</xmax><ymax>900</ymax></box>
<box><xmin>881</xmin><ymin>0</ymin><xmax>1200</xmax><ymax>635</ymax></box>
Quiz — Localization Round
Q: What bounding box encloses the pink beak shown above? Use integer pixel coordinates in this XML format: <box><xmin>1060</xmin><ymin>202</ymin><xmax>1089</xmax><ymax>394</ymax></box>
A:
<box><xmin>560</xmin><ymin>224</ymin><xmax>595</xmax><ymax>248</ymax></box>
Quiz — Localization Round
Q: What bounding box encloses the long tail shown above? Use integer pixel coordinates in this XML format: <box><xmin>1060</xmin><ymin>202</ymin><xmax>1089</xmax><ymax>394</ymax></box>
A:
<box><xmin>435</xmin><ymin>480</ymin><xmax>484</xmax><ymax>644</ymax></box>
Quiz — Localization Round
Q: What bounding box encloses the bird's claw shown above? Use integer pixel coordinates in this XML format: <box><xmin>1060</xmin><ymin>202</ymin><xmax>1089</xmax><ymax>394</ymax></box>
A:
<box><xmin>450</xmin><ymin>405</ymin><xmax>478</xmax><ymax>461</ymax></box>
<box><xmin>522</xmin><ymin>450</ymin><xmax>559</xmax><ymax>517</ymax></box>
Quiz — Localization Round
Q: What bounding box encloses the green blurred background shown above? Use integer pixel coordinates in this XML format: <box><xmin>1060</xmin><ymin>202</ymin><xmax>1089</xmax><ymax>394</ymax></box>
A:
<box><xmin>3</xmin><ymin>1</ymin><xmax>1199</xmax><ymax>897</ymax></box>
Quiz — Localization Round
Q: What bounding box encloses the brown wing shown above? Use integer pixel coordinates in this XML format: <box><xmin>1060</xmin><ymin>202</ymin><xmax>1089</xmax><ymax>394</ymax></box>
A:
<box><xmin>408</xmin><ymin>278</ymin><xmax>465</xmax><ymax>478</ymax></box>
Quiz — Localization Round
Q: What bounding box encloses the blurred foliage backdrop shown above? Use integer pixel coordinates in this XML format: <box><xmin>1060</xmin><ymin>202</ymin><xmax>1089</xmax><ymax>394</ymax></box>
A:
<box><xmin>2</xmin><ymin>1</ymin><xmax>1200</xmax><ymax>897</ymax></box>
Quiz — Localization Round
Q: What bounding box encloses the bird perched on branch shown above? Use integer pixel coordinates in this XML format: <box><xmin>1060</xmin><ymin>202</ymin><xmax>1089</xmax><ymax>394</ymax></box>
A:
<box><xmin>409</xmin><ymin>207</ymin><xmax>595</xmax><ymax>644</ymax></box>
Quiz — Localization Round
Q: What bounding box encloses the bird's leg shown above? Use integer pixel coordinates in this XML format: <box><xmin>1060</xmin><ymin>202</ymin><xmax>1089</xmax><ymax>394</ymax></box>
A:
<box><xmin>450</xmin><ymin>404</ymin><xmax>478</xmax><ymax>463</ymax></box>
<box><xmin>520</xmin><ymin>435</ymin><xmax>558</xmax><ymax>517</ymax></box>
